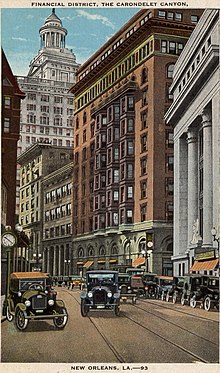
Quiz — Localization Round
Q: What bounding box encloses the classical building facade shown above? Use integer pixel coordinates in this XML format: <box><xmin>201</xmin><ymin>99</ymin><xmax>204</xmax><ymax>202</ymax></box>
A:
<box><xmin>70</xmin><ymin>9</ymin><xmax>203</xmax><ymax>275</ymax></box>
<box><xmin>165</xmin><ymin>9</ymin><xmax>219</xmax><ymax>276</ymax></box>
<box><xmin>41</xmin><ymin>162</ymin><xmax>73</xmax><ymax>276</ymax></box>
<box><xmin>17</xmin><ymin>143</ymin><xmax>73</xmax><ymax>272</ymax></box>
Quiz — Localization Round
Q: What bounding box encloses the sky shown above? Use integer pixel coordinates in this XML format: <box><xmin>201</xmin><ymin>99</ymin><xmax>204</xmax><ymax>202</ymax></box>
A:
<box><xmin>1</xmin><ymin>8</ymin><xmax>140</xmax><ymax>76</ymax></box>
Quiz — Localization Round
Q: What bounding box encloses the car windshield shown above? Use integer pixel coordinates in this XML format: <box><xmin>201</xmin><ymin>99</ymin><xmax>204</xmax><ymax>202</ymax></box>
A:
<box><xmin>160</xmin><ymin>279</ymin><xmax>173</xmax><ymax>286</ymax></box>
<box><xmin>87</xmin><ymin>273</ymin><xmax>116</xmax><ymax>286</ymax></box>
<box><xmin>19</xmin><ymin>279</ymin><xmax>45</xmax><ymax>291</ymax></box>
<box><xmin>208</xmin><ymin>279</ymin><xmax>219</xmax><ymax>288</ymax></box>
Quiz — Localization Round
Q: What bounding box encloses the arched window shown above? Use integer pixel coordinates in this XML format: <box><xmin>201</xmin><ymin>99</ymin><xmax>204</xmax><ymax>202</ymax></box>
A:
<box><xmin>99</xmin><ymin>246</ymin><xmax>105</xmax><ymax>256</ymax></box>
<box><xmin>141</xmin><ymin>68</ymin><xmax>148</xmax><ymax>84</ymax></box>
<box><xmin>111</xmin><ymin>244</ymin><xmax>118</xmax><ymax>255</ymax></box>
<box><xmin>83</xmin><ymin>112</ymin><xmax>87</xmax><ymax>124</ymax></box>
<box><xmin>88</xmin><ymin>245</ymin><xmax>94</xmax><ymax>257</ymax></box>
<box><xmin>78</xmin><ymin>247</ymin><xmax>84</xmax><ymax>257</ymax></box>
<box><xmin>167</xmin><ymin>64</ymin><xmax>175</xmax><ymax>79</ymax></box>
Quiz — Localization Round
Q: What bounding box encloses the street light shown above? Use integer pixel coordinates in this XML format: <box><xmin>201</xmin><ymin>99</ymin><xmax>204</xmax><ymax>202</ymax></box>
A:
<box><xmin>33</xmin><ymin>253</ymin><xmax>42</xmax><ymax>271</ymax></box>
<box><xmin>64</xmin><ymin>259</ymin><xmax>71</xmax><ymax>275</ymax></box>
<box><xmin>141</xmin><ymin>241</ymin><xmax>153</xmax><ymax>273</ymax></box>
<box><xmin>211</xmin><ymin>227</ymin><xmax>219</xmax><ymax>258</ymax></box>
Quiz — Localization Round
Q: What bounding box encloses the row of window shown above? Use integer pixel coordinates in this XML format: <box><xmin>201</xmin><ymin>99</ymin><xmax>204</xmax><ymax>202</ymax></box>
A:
<box><xmin>158</xmin><ymin>10</ymin><xmax>199</xmax><ymax>24</ymax></box>
<box><xmin>26</xmin><ymin>115</ymin><xmax>73</xmax><ymax>126</ymax></box>
<box><xmin>25</xmin><ymin>125</ymin><xmax>72</xmax><ymax>135</ymax></box>
<box><xmin>27</xmin><ymin>93</ymin><xmax>73</xmax><ymax>105</ymax></box>
<box><xmin>45</xmin><ymin>204</ymin><xmax>72</xmax><ymax>221</ymax></box>
<box><xmin>24</xmin><ymin>136</ymin><xmax>72</xmax><ymax>147</ymax></box>
<box><xmin>45</xmin><ymin>183</ymin><xmax>72</xmax><ymax>203</ymax></box>
<box><xmin>44</xmin><ymin>223</ymin><xmax>72</xmax><ymax>239</ymax></box>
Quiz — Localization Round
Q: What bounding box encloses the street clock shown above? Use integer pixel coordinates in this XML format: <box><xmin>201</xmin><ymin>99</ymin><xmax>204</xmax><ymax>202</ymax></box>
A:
<box><xmin>1</xmin><ymin>232</ymin><xmax>17</xmax><ymax>249</ymax></box>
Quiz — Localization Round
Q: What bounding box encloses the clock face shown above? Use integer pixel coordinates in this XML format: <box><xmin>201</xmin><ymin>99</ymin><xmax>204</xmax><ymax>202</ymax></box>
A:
<box><xmin>2</xmin><ymin>232</ymin><xmax>17</xmax><ymax>248</ymax></box>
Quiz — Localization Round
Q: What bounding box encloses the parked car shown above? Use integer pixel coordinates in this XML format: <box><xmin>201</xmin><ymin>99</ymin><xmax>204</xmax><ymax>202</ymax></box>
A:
<box><xmin>154</xmin><ymin>276</ymin><xmax>174</xmax><ymax>300</ymax></box>
<box><xmin>118</xmin><ymin>273</ymin><xmax>137</xmax><ymax>304</ymax></box>
<box><xmin>80</xmin><ymin>270</ymin><xmax>120</xmax><ymax>316</ymax></box>
<box><xmin>69</xmin><ymin>275</ymin><xmax>84</xmax><ymax>289</ymax></box>
<box><xmin>142</xmin><ymin>273</ymin><xmax>157</xmax><ymax>298</ymax></box>
<box><xmin>181</xmin><ymin>274</ymin><xmax>219</xmax><ymax>310</ymax></box>
<box><xmin>3</xmin><ymin>272</ymin><xmax>68</xmax><ymax>330</ymax></box>
<box><xmin>165</xmin><ymin>276</ymin><xmax>185</xmax><ymax>303</ymax></box>
<box><xmin>130</xmin><ymin>275</ymin><xmax>148</xmax><ymax>298</ymax></box>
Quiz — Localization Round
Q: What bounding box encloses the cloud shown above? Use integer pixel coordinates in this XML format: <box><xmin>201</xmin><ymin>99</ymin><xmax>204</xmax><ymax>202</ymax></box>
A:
<box><xmin>76</xmin><ymin>10</ymin><xmax>115</xmax><ymax>30</ymax></box>
<box><xmin>12</xmin><ymin>37</ymin><xmax>30</xmax><ymax>42</ymax></box>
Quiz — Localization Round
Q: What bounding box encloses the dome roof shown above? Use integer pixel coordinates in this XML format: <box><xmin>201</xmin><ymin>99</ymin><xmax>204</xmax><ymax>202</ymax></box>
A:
<box><xmin>44</xmin><ymin>9</ymin><xmax>62</xmax><ymax>26</ymax></box>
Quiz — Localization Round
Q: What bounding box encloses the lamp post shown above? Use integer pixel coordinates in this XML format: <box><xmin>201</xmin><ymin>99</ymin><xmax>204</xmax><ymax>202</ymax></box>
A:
<box><xmin>64</xmin><ymin>259</ymin><xmax>71</xmax><ymax>275</ymax></box>
<box><xmin>211</xmin><ymin>227</ymin><xmax>219</xmax><ymax>259</ymax></box>
<box><xmin>141</xmin><ymin>241</ymin><xmax>153</xmax><ymax>273</ymax></box>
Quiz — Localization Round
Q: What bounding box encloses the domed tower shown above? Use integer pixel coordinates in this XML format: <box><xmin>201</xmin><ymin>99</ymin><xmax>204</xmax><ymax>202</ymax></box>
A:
<box><xmin>27</xmin><ymin>8</ymin><xmax>79</xmax><ymax>82</ymax></box>
<box><xmin>39</xmin><ymin>8</ymin><xmax>67</xmax><ymax>49</ymax></box>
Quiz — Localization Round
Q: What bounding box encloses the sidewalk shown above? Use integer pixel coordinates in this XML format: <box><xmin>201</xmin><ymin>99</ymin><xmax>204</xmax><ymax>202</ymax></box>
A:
<box><xmin>1</xmin><ymin>294</ymin><xmax>6</xmax><ymax>322</ymax></box>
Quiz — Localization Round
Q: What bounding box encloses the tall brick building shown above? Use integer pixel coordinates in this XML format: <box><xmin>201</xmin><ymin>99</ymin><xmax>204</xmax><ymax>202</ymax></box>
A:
<box><xmin>70</xmin><ymin>9</ymin><xmax>203</xmax><ymax>276</ymax></box>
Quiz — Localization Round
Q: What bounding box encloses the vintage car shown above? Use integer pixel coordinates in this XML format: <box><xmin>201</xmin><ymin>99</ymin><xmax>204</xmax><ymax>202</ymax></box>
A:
<box><xmin>118</xmin><ymin>273</ymin><xmax>137</xmax><ymax>304</ymax></box>
<box><xmin>165</xmin><ymin>276</ymin><xmax>185</xmax><ymax>303</ymax></box>
<box><xmin>80</xmin><ymin>270</ymin><xmax>120</xmax><ymax>316</ymax></box>
<box><xmin>142</xmin><ymin>273</ymin><xmax>157</xmax><ymax>298</ymax></box>
<box><xmin>154</xmin><ymin>276</ymin><xmax>174</xmax><ymax>300</ymax></box>
<box><xmin>68</xmin><ymin>275</ymin><xmax>85</xmax><ymax>289</ymax></box>
<box><xmin>129</xmin><ymin>275</ymin><xmax>149</xmax><ymax>298</ymax></box>
<box><xmin>181</xmin><ymin>274</ymin><xmax>219</xmax><ymax>310</ymax></box>
<box><xmin>3</xmin><ymin>272</ymin><xmax>68</xmax><ymax>330</ymax></box>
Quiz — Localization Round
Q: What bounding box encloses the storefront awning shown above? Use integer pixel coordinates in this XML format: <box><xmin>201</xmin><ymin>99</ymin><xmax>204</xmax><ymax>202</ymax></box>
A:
<box><xmin>83</xmin><ymin>260</ymin><xmax>94</xmax><ymax>268</ymax></box>
<box><xmin>97</xmin><ymin>260</ymin><xmax>105</xmax><ymax>263</ymax></box>
<box><xmin>109</xmin><ymin>259</ymin><xmax>118</xmax><ymax>263</ymax></box>
<box><xmin>190</xmin><ymin>259</ymin><xmax>219</xmax><ymax>272</ymax></box>
<box><xmin>77</xmin><ymin>261</ymin><xmax>84</xmax><ymax>265</ymax></box>
<box><xmin>132</xmin><ymin>257</ymin><xmax>145</xmax><ymax>267</ymax></box>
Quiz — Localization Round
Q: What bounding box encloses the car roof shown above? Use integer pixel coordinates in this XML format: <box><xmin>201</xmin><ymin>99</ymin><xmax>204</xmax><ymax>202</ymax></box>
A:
<box><xmin>155</xmin><ymin>276</ymin><xmax>174</xmax><ymax>280</ymax></box>
<box><xmin>10</xmin><ymin>272</ymin><xmax>50</xmax><ymax>279</ymax></box>
<box><xmin>86</xmin><ymin>270</ymin><xmax>118</xmax><ymax>274</ymax></box>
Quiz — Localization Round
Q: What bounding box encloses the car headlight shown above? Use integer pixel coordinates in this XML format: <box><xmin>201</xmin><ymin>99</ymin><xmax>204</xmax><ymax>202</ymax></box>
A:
<box><xmin>18</xmin><ymin>292</ymin><xmax>22</xmax><ymax>297</ymax></box>
<box><xmin>127</xmin><ymin>286</ymin><xmax>131</xmax><ymax>290</ymax></box>
<box><xmin>48</xmin><ymin>299</ymin><xmax>54</xmax><ymax>306</ymax></box>
<box><xmin>107</xmin><ymin>292</ymin><xmax>112</xmax><ymax>298</ymax></box>
<box><xmin>25</xmin><ymin>300</ymin><xmax>31</xmax><ymax>307</ymax></box>
<box><xmin>113</xmin><ymin>292</ymin><xmax>120</xmax><ymax>299</ymax></box>
<box><xmin>45</xmin><ymin>290</ymin><xmax>48</xmax><ymax>294</ymax></box>
<box><xmin>88</xmin><ymin>292</ymin><xmax>93</xmax><ymax>298</ymax></box>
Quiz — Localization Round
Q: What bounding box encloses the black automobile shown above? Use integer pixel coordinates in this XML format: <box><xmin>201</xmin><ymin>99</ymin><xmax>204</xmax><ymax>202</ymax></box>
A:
<box><xmin>118</xmin><ymin>273</ymin><xmax>137</xmax><ymax>304</ymax></box>
<box><xmin>80</xmin><ymin>270</ymin><xmax>120</xmax><ymax>316</ymax></box>
<box><xmin>142</xmin><ymin>273</ymin><xmax>157</xmax><ymax>298</ymax></box>
<box><xmin>165</xmin><ymin>276</ymin><xmax>185</xmax><ymax>303</ymax></box>
<box><xmin>3</xmin><ymin>272</ymin><xmax>68</xmax><ymax>330</ymax></box>
<box><xmin>202</xmin><ymin>276</ymin><xmax>219</xmax><ymax>311</ymax></box>
<box><xmin>154</xmin><ymin>276</ymin><xmax>174</xmax><ymax>300</ymax></box>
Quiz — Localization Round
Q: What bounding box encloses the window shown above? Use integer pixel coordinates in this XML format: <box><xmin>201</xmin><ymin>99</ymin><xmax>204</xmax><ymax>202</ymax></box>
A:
<box><xmin>161</xmin><ymin>40</ymin><xmax>167</xmax><ymax>53</ymax></box>
<box><xmin>166</xmin><ymin>178</ymin><xmax>174</xmax><ymax>195</ymax></box>
<box><xmin>127</xmin><ymin>186</ymin><xmax>133</xmax><ymax>199</ymax></box>
<box><xmin>141</xmin><ymin>68</ymin><xmax>148</xmax><ymax>84</ymax></box>
<box><xmin>113</xmin><ymin>169</ymin><xmax>119</xmax><ymax>183</ymax></box>
<box><xmin>141</xmin><ymin>111</ymin><xmax>148</xmax><ymax>129</ymax></box>
<box><xmin>3</xmin><ymin>118</ymin><xmax>10</xmax><ymax>132</ymax></box>
<box><xmin>166</xmin><ymin>202</ymin><xmax>173</xmax><ymax>221</ymax></box>
<box><xmin>141</xmin><ymin>134</ymin><xmax>147</xmax><ymax>153</ymax></box>
<box><xmin>113</xmin><ymin>190</ymin><xmax>119</xmax><ymax>202</ymax></box>
<box><xmin>127</xmin><ymin>163</ymin><xmax>134</xmax><ymax>179</ymax></box>
<box><xmin>113</xmin><ymin>212</ymin><xmax>119</xmax><ymax>226</ymax></box>
<box><xmin>141</xmin><ymin>157</ymin><xmax>147</xmax><ymax>175</ymax></box>
<box><xmin>175</xmin><ymin>13</ymin><xmax>182</xmax><ymax>21</ymax></box>
<box><xmin>4</xmin><ymin>96</ymin><xmax>11</xmax><ymax>108</ymax></box>
<box><xmin>140</xmin><ymin>180</ymin><xmax>147</xmax><ymax>199</ymax></box>
<box><xmin>158</xmin><ymin>10</ymin><xmax>166</xmax><ymax>18</ymax></box>
<box><xmin>191</xmin><ymin>15</ymin><xmax>199</xmax><ymax>23</ymax></box>
<box><xmin>142</xmin><ymin>89</ymin><xmax>148</xmax><ymax>106</ymax></box>
<box><xmin>127</xmin><ymin>209</ymin><xmax>133</xmax><ymax>223</ymax></box>
<box><xmin>167</xmin><ymin>12</ymin><xmax>174</xmax><ymax>20</ymax></box>
<box><xmin>167</xmin><ymin>156</ymin><xmax>174</xmax><ymax>172</ymax></box>
<box><xmin>166</xmin><ymin>131</ymin><xmax>174</xmax><ymax>147</ymax></box>
<box><xmin>127</xmin><ymin>141</ymin><xmax>134</xmax><ymax>155</ymax></box>
<box><xmin>167</xmin><ymin>64</ymin><xmax>175</xmax><ymax>78</ymax></box>
<box><xmin>127</xmin><ymin>118</ymin><xmax>134</xmax><ymax>133</ymax></box>
<box><xmin>140</xmin><ymin>204</ymin><xmax>147</xmax><ymax>222</ymax></box>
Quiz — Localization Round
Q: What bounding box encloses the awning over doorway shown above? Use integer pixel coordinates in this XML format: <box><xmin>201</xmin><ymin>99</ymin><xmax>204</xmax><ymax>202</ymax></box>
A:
<box><xmin>132</xmin><ymin>257</ymin><xmax>145</xmax><ymax>267</ymax></box>
<box><xmin>83</xmin><ymin>260</ymin><xmax>94</xmax><ymax>268</ymax></box>
<box><xmin>97</xmin><ymin>260</ymin><xmax>105</xmax><ymax>263</ymax></box>
<box><xmin>109</xmin><ymin>259</ymin><xmax>118</xmax><ymax>263</ymax></box>
<box><xmin>190</xmin><ymin>259</ymin><xmax>219</xmax><ymax>271</ymax></box>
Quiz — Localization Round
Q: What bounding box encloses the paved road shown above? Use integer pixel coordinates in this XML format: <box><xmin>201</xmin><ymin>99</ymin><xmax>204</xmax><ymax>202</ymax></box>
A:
<box><xmin>1</xmin><ymin>287</ymin><xmax>219</xmax><ymax>363</ymax></box>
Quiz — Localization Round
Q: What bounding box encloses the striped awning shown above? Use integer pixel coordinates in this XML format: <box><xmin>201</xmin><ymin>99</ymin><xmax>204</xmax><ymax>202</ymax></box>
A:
<box><xmin>132</xmin><ymin>257</ymin><xmax>145</xmax><ymax>267</ymax></box>
<box><xmin>190</xmin><ymin>259</ymin><xmax>219</xmax><ymax>272</ymax></box>
<box><xmin>83</xmin><ymin>260</ymin><xmax>94</xmax><ymax>268</ymax></box>
<box><xmin>97</xmin><ymin>260</ymin><xmax>105</xmax><ymax>263</ymax></box>
<box><xmin>109</xmin><ymin>259</ymin><xmax>118</xmax><ymax>263</ymax></box>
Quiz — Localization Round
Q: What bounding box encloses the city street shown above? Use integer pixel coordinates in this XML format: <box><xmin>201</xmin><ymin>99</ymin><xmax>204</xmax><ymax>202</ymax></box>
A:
<box><xmin>1</xmin><ymin>287</ymin><xmax>219</xmax><ymax>364</ymax></box>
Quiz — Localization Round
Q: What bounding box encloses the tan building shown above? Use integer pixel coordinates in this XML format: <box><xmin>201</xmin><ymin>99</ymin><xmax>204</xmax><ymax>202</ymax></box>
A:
<box><xmin>42</xmin><ymin>162</ymin><xmax>73</xmax><ymax>276</ymax></box>
<box><xmin>18</xmin><ymin>142</ymin><xmax>73</xmax><ymax>272</ymax></box>
<box><xmin>70</xmin><ymin>9</ymin><xmax>203</xmax><ymax>275</ymax></box>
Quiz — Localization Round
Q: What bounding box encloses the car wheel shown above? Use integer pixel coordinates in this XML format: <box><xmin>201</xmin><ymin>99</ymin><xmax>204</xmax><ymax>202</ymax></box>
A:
<box><xmin>172</xmin><ymin>293</ymin><xmax>177</xmax><ymax>304</ymax></box>
<box><xmin>80</xmin><ymin>299</ymin><xmax>89</xmax><ymax>317</ymax></box>
<box><xmin>53</xmin><ymin>308</ymin><xmax>68</xmax><ymax>328</ymax></box>
<box><xmin>181</xmin><ymin>294</ymin><xmax>185</xmax><ymax>306</ymax></box>
<box><xmin>161</xmin><ymin>292</ymin><xmax>165</xmax><ymax>301</ymax></box>
<box><xmin>15</xmin><ymin>309</ymin><xmax>28</xmax><ymax>330</ymax></box>
<box><xmin>204</xmin><ymin>296</ymin><xmax>211</xmax><ymax>312</ymax></box>
<box><xmin>6</xmin><ymin>305</ymin><xmax>14</xmax><ymax>322</ymax></box>
<box><xmin>114</xmin><ymin>305</ymin><xmax>120</xmax><ymax>316</ymax></box>
<box><xmin>190</xmin><ymin>295</ymin><xmax>197</xmax><ymax>308</ymax></box>
<box><xmin>166</xmin><ymin>293</ymin><xmax>170</xmax><ymax>302</ymax></box>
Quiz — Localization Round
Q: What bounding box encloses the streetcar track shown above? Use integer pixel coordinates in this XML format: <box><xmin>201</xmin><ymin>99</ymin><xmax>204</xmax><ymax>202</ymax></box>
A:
<box><xmin>61</xmin><ymin>289</ymin><xmax>217</xmax><ymax>364</ymax></box>
<box><xmin>138</xmin><ymin>298</ymin><xmax>219</xmax><ymax>323</ymax></box>
<box><xmin>131</xmin><ymin>303</ymin><xmax>218</xmax><ymax>346</ymax></box>
<box><xmin>64</xmin><ymin>289</ymin><xmax>126</xmax><ymax>363</ymax></box>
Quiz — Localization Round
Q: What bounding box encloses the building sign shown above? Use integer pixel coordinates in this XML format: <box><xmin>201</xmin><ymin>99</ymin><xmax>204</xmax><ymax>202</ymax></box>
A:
<box><xmin>195</xmin><ymin>250</ymin><xmax>215</xmax><ymax>261</ymax></box>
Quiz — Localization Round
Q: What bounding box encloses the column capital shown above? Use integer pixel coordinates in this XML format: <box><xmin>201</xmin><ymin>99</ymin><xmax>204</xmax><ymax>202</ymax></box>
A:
<box><xmin>200</xmin><ymin>108</ymin><xmax>212</xmax><ymax>128</ymax></box>
<box><xmin>187</xmin><ymin>129</ymin><xmax>197</xmax><ymax>144</ymax></box>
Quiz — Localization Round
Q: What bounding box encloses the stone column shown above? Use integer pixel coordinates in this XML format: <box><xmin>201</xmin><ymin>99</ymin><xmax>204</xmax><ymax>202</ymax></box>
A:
<box><xmin>53</xmin><ymin>247</ymin><xmax>56</xmax><ymax>276</ymax></box>
<box><xmin>187</xmin><ymin>129</ymin><xmax>199</xmax><ymax>244</ymax></box>
<box><xmin>58</xmin><ymin>247</ymin><xmax>62</xmax><ymax>276</ymax></box>
<box><xmin>201</xmin><ymin>108</ymin><xmax>213</xmax><ymax>246</ymax></box>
